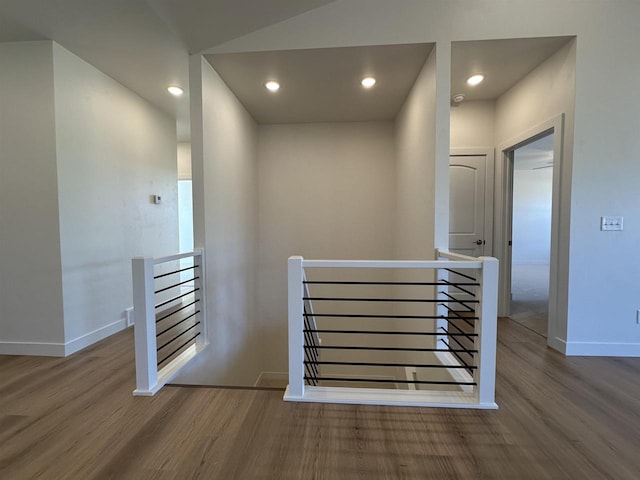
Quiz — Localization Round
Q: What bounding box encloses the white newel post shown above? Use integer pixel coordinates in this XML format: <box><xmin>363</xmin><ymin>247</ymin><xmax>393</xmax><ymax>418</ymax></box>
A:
<box><xmin>475</xmin><ymin>257</ymin><xmax>499</xmax><ymax>406</ymax></box>
<box><xmin>288</xmin><ymin>256</ymin><xmax>305</xmax><ymax>398</ymax></box>
<box><xmin>132</xmin><ymin>256</ymin><xmax>158</xmax><ymax>396</ymax></box>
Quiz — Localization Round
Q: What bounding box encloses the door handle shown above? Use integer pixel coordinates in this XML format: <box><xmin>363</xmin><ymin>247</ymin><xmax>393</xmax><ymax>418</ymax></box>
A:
<box><xmin>475</xmin><ymin>239</ymin><xmax>484</xmax><ymax>245</ymax></box>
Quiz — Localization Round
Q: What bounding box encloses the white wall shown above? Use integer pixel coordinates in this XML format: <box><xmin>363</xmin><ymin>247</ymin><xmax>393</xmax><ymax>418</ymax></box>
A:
<box><xmin>0</xmin><ymin>42</ymin><xmax>66</xmax><ymax>354</ymax></box>
<box><xmin>512</xmin><ymin>167</ymin><xmax>553</xmax><ymax>265</ymax></box>
<box><xmin>495</xmin><ymin>40</ymin><xmax>576</xmax><ymax>343</ymax></box>
<box><xmin>0</xmin><ymin>41</ymin><xmax>179</xmax><ymax>356</ymax></box>
<box><xmin>450</xmin><ymin>100</ymin><xmax>495</xmax><ymax>149</ymax></box>
<box><xmin>257</xmin><ymin>121</ymin><xmax>396</xmax><ymax>373</ymax></box>
<box><xmin>179</xmin><ymin>56</ymin><xmax>259</xmax><ymax>385</ymax></box>
<box><xmin>394</xmin><ymin>49</ymin><xmax>437</xmax><ymax>260</ymax></box>
<box><xmin>52</xmin><ymin>43</ymin><xmax>179</xmax><ymax>352</ymax></box>
<box><xmin>207</xmin><ymin>0</ymin><xmax>640</xmax><ymax>355</ymax></box>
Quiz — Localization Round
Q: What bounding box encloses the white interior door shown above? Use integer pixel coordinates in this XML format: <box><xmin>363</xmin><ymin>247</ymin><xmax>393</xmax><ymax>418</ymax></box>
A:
<box><xmin>449</xmin><ymin>155</ymin><xmax>486</xmax><ymax>257</ymax></box>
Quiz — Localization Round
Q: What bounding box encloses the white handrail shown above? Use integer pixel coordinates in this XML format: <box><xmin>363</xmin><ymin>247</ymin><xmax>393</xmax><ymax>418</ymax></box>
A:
<box><xmin>152</xmin><ymin>249</ymin><xmax>204</xmax><ymax>265</ymax></box>
<box><xmin>435</xmin><ymin>248</ymin><xmax>479</xmax><ymax>262</ymax></box>
<box><xmin>302</xmin><ymin>259</ymin><xmax>482</xmax><ymax>269</ymax></box>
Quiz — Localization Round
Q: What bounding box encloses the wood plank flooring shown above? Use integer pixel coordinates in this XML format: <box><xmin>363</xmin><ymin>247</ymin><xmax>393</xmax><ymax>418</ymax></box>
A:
<box><xmin>2</xmin><ymin>319</ymin><xmax>640</xmax><ymax>479</ymax></box>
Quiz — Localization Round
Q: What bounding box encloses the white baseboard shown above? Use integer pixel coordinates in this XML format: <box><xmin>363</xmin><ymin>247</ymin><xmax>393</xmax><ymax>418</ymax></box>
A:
<box><xmin>0</xmin><ymin>341</ymin><xmax>66</xmax><ymax>356</ymax></box>
<box><xmin>0</xmin><ymin>318</ymin><xmax>128</xmax><ymax>357</ymax></box>
<box><xmin>64</xmin><ymin>318</ymin><xmax>128</xmax><ymax>356</ymax></box>
<box><xmin>284</xmin><ymin>385</ymin><xmax>498</xmax><ymax>409</ymax></box>
<box><xmin>564</xmin><ymin>341</ymin><xmax>640</xmax><ymax>357</ymax></box>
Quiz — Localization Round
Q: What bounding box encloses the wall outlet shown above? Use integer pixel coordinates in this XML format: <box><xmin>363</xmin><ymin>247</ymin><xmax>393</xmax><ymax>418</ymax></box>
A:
<box><xmin>125</xmin><ymin>307</ymin><xmax>134</xmax><ymax>327</ymax></box>
<box><xmin>600</xmin><ymin>216</ymin><xmax>623</xmax><ymax>231</ymax></box>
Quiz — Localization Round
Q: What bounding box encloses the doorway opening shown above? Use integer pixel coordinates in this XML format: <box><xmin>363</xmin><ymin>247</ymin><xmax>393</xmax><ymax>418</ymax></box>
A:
<box><xmin>508</xmin><ymin>133</ymin><xmax>554</xmax><ymax>337</ymax></box>
<box><xmin>496</xmin><ymin>115</ymin><xmax>564</xmax><ymax>347</ymax></box>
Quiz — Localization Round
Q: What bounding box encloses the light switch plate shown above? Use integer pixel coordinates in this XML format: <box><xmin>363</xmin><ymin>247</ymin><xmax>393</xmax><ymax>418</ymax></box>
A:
<box><xmin>601</xmin><ymin>216</ymin><xmax>623</xmax><ymax>231</ymax></box>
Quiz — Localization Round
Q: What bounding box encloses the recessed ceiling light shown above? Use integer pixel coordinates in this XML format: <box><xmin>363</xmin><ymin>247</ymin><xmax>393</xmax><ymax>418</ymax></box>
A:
<box><xmin>265</xmin><ymin>81</ymin><xmax>280</xmax><ymax>92</ymax></box>
<box><xmin>467</xmin><ymin>74</ymin><xmax>484</xmax><ymax>86</ymax></box>
<box><xmin>361</xmin><ymin>77</ymin><xmax>376</xmax><ymax>89</ymax></box>
<box><xmin>452</xmin><ymin>93</ymin><xmax>465</xmax><ymax>103</ymax></box>
<box><xmin>167</xmin><ymin>85</ymin><xmax>183</xmax><ymax>96</ymax></box>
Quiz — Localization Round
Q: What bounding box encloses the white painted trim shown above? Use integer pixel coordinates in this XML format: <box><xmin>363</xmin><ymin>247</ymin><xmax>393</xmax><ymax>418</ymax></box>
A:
<box><xmin>0</xmin><ymin>341</ymin><xmax>66</xmax><ymax>356</ymax></box>
<box><xmin>64</xmin><ymin>318</ymin><xmax>128</xmax><ymax>356</ymax></box>
<box><xmin>0</xmin><ymin>318</ymin><xmax>129</xmax><ymax>356</ymax></box>
<box><xmin>495</xmin><ymin>115</ymin><xmax>566</xmax><ymax>352</ymax></box>
<box><xmin>283</xmin><ymin>385</ymin><xmax>498</xmax><ymax>409</ymax></box>
<box><xmin>564</xmin><ymin>342</ymin><xmax>640</xmax><ymax>357</ymax></box>
<box><xmin>547</xmin><ymin>336</ymin><xmax>567</xmax><ymax>354</ymax></box>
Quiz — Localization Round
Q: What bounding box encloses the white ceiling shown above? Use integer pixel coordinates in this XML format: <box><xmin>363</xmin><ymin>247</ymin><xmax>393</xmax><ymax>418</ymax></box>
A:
<box><xmin>0</xmin><ymin>0</ymin><xmax>336</xmax><ymax>140</ymax></box>
<box><xmin>204</xmin><ymin>36</ymin><xmax>572</xmax><ymax>124</ymax></box>
<box><xmin>451</xmin><ymin>37</ymin><xmax>573</xmax><ymax>101</ymax></box>
<box><xmin>206</xmin><ymin>44</ymin><xmax>434</xmax><ymax>124</ymax></box>
<box><xmin>0</xmin><ymin>2</ymin><xmax>572</xmax><ymax>138</ymax></box>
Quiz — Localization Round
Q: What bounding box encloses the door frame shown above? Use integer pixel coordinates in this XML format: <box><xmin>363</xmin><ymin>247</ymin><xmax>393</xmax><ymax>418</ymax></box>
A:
<box><xmin>449</xmin><ymin>148</ymin><xmax>495</xmax><ymax>257</ymax></box>
<box><xmin>494</xmin><ymin>114</ymin><xmax>565</xmax><ymax>349</ymax></box>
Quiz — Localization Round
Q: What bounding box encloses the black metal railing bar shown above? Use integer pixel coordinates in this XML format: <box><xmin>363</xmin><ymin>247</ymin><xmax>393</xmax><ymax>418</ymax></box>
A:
<box><xmin>155</xmin><ymin>288</ymin><xmax>199</xmax><ymax>310</ymax></box>
<box><xmin>443</xmin><ymin>268</ymin><xmax>477</xmax><ymax>282</ymax></box>
<box><xmin>439</xmin><ymin>291</ymin><xmax>476</xmax><ymax>312</ymax></box>
<box><xmin>153</xmin><ymin>264</ymin><xmax>198</xmax><ymax>280</ymax></box>
<box><xmin>304</xmin><ymin>376</ymin><xmax>476</xmax><ymax>386</ymax></box>
<box><xmin>156</xmin><ymin>310</ymin><xmax>200</xmax><ymax>337</ymax></box>
<box><xmin>439</xmin><ymin>338</ymin><xmax>475</xmax><ymax>374</ymax></box>
<box><xmin>157</xmin><ymin>332</ymin><xmax>201</xmax><ymax>366</ymax></box>
<box><xmin>304</xmin><ymin>360</ymin><xmax>476</xmax><ymax>369</ymax></box>
<box><xmin>304</xmin><ymin>345</ymin><xmax>477</xmax><ymax>353</ymax></box>
<box><xmin>439</xmin><ymin>279</ymin><xmax>478</xmax><ymax>297</ymax></box>
<box><xmin>303</xmin><ymin>296</ymin><xmax>479</xmax><ymax>303</ymax></box>
<box><xmin>155</xmin><ymin>299</ymin><xmax>200</xmax><ymax>323</ymax></box>
<box><xmin>440</xmin><ymin>323</ymin><xmax>476</xmax><ymax>342</ymax></box>
<box><xmin>305</xmin><ymin>328</ymin><xmax>476</xmax><ymax>337</ymax></box>
<box><xmin>441</xmin><ymin>332</ymin><xmax>474</xmax><ymax>358</ymax></box>
<box><xmin>302</xmin><ymin>305</ymin><xmax>319</xmax><ymax>385</ymax></box>
<box><xmin>306</xmin><ymin>313</ymin><xmax>443</xmax><ymax>319</ymax></box>
<box><xmin>154</xmin><ymin>276</ymin><xmax>199</xmax><ymax>295</ymax></box>
<box><xmin>156</xmin><ymin>321</ymin><xmax>201</xmax><ymax>352</ymax></box>
<box><xmin>303</xmin><ymin>280</ymin><xmax>479</xmax><ymax>286</ymax></box>
<box><xmin>439</xmin><ymin>304</ymin><xmax>477</xmax><ymax>327</ymax></box>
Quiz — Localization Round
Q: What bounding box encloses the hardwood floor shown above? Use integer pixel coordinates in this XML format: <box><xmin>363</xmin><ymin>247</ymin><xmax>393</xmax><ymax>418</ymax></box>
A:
<box><xmin>2</xmin><ymin>319</ymin><xmax>640</xmax><ymax>479</ymax></box>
